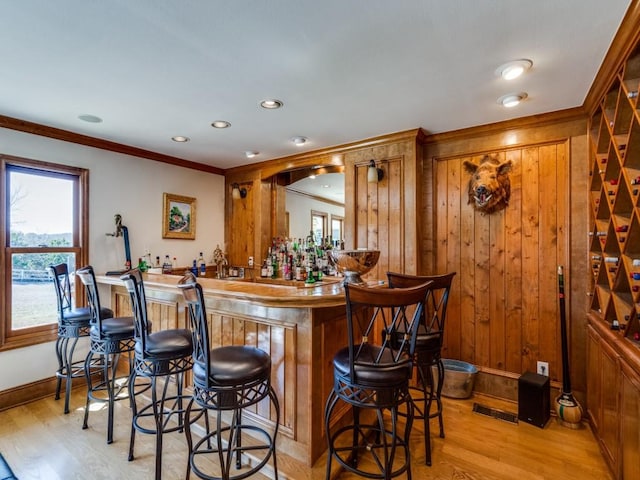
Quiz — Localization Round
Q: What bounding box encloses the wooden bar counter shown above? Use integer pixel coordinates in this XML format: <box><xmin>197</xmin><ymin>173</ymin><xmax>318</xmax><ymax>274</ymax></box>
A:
<box><xmin>96</xmin><ymin>272</ymin><xmax>354</xmax><ymax>467</ymax></box>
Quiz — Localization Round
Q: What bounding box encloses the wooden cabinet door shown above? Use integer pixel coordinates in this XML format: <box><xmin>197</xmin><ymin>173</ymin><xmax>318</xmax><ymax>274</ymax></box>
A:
<box><xmin>621</xmin><ymin>361</ymin><xmax>640</xmax><ymax>479</ymax></box>
<box><xmin>600</xmin><ymin>339</ymin><xmax>620</xmax><ymax>472</ymax></box>
<box><xmin>587</xmin><ymin>325</ymin><xmax>601</xmax><ymax>431</ymax></box>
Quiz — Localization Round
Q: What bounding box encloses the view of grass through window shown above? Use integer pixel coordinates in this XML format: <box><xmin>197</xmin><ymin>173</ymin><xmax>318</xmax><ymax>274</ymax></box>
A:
<box><xmin>9</xmin><ymin>169</ymin><xmax>75</xmax><ymax>330</ymax></box>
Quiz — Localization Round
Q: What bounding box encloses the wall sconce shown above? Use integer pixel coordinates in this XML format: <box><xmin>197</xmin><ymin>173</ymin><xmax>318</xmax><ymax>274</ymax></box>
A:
<box><xmin>367</xmin><ymin>159</ymin><xmax>384</xmax><ymax>183</ymax></box>
<box><xmin>232</xmin><ymin>183</ymin><xmax>247</xmax><ymax>200</ymax></box>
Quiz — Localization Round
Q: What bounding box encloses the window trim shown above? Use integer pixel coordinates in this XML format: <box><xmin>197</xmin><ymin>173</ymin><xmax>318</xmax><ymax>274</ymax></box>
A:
<box><xmin>330</xmin><ymin>214</ymin><xmax>344</xmax><ymax>245</ymax></box>
<box><xmin>1</xmin><ymin>154</ymin><xmax>89</xmax><ymax>351</ymax></box>
<box><xmin>311</xmin><ymin>210</ymin><xmax>328</xmax><ymax>245</ymax></box>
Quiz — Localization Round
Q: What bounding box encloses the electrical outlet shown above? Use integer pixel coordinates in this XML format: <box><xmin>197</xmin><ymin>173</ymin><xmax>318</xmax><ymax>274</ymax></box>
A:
<box><xmin>537</xmin><ymin>361</ymin><xmax>549</xmax><ymax>376</ymax></box>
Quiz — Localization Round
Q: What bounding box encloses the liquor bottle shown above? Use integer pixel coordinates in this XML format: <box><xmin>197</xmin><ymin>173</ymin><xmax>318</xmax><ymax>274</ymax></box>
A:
<box><xmin>260</xmin><ymin>260</ymin><xmax>268</xmax><ymax>278</ymax></box>
<box><xmin>137</xmin><ymin>257</ymin><xmax>147</xmax><ymax>272</ymax></box>
<box><xmin>162</xmin><ymin>255</ymin><xmax>172</xmax><ymax>274</ymax></box>
<box><xmin>191</xmin><ymin>260</ymin><xmax>198</xmax><ymax>277</ymax></box>
<box><xmin>271</xmin><ymin>253</ymin><xmax>278</xmax><ymax>279</ymax></box>
<box><xmin>295</xmin><ymin>255</ymin><xmax>303</xmax><ymax>281</ymax></box>
<box><xmin>198</xmin><ymin>252</ymin><xmax>206</xmax><ymax>277</ymax></box>
<box><xmin>155</xmin><ymin>256</ymin><xmax>161</xmax><ymax>268</ymax></box>
<box><xmin>266</xmin><ymin>260</ymin><xmax>274</xmax><ymax>278</ymax></box>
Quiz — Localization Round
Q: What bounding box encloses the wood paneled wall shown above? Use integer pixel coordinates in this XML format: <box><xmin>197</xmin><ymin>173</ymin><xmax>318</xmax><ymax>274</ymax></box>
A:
<box><xmin>224</xmin><ymin>120</ymin><xmax>590</xmax><ymax>400</ymax></box>
<box><xmin>344</xmin><ymin>133</ymin><xmax>423</xmax><ymax>277</ymax></box>
<box><xmin>422</xmin><ymin>115</ymin><xmax>589</xmax><ymax>399</ymax></box>
<box><xmin>432</xmin><ymin>143</ymin><xmax>569</xmax><ymax>377</ymax></box>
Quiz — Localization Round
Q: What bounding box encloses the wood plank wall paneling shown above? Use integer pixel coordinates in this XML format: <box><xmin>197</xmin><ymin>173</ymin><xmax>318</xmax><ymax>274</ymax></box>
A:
<box><xmin>504</xmin><ymin>150</ymin><xmax>523</xmax><ymax>374</ymax></box>
<box><xmin>350</xmin><ymin>153</ymin><xmax>412</xmax><ymax>279</ymax></box>
<box><xmin>227</xmin><ymin>181</ymin><xmax>255</xmax><ymax>267</ymax></box>
<box><xmin>434</xmin><ymin>141</ymin><xmax>569</xmax><ymax>380</ymax></box>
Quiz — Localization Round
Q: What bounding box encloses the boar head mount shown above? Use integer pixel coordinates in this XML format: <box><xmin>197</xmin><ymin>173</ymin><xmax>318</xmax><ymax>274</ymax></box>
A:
<box><xmin>462</xmin><ymin>155</ymin><xmax>512</xmax><ymax>214</ymax></box>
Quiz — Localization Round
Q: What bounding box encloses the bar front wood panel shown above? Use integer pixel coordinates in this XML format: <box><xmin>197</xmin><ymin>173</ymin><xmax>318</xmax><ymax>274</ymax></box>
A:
<box><xmin>431</xmin><ymin>142</ymin><xmax>569</xmax><ymax>379</ymax></box>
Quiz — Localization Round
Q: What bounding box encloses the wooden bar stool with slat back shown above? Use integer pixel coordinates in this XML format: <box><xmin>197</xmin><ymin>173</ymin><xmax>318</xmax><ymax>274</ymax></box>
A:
<box><xmin>386</xmin><ymin>272</ymin><xmax>456</xmax><ymax>466</ymax></box>
<box><xmin>179</xmin><ymin>275</ymin><xmax>280</xmax><ymax>480</ymax></box>
<box><xmin>76</xmin><ymin>265</ymin><xmax>136</xmax><ymax>444</ymax></box>
<box><xmin>324</xmin><ymin>281</ymin><xmax>432</xmax><ymax>480</ymax></box>
<box><xmin>121</xmin><ymin>269</ymin><xmax>199</xmax><ymax>480</ymax></box>
<box><xmin>49</xmin><ymin>263</ymin><xmax>113</xmax><ymax>414</ymax></box>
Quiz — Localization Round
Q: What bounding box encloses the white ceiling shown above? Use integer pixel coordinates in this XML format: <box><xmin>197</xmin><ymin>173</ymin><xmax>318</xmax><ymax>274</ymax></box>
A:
<box><xmin>0</xmin><ymin>1</ymin><xmax>632</xmax><ymax>171</ymax></box>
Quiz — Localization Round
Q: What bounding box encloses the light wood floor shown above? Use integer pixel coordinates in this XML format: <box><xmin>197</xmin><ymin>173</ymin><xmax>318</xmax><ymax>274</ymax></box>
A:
<box><xmin>0</xmin><ymin>388</ymin><xmax>612</xmax><ymax>480</ymax></box>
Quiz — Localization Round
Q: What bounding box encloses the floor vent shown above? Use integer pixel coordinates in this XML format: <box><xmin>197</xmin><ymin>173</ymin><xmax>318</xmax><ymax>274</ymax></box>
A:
<box><xmin>472</xmin><ymin>402</ymin><xmax>519</xmax><ymax>424</ymax></box>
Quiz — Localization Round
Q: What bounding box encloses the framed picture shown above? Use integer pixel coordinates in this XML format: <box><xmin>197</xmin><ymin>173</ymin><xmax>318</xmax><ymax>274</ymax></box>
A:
<box><xmin>162</xmin><ymin>193</ymin><xmax>196</xmax><ymax>239</ymax></box>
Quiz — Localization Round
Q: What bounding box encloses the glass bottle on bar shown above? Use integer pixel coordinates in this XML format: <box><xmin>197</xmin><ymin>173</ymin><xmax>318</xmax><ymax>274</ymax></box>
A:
<box><xmin>163</xmin><ymin>255</ymin><xmax>172</xmax><ymax>274</ymax></box>
<box><xmin>198</xmin><ymin>251</ymin><xmax>206</xmax><ymax>277</ymax></box>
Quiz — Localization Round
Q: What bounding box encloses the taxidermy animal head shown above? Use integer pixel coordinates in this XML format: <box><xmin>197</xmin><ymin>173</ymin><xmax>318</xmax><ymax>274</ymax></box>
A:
<box><xmin>462</xmin><ymin>155</ymin><xmax>512</xmax><ymax>214</ymax></box>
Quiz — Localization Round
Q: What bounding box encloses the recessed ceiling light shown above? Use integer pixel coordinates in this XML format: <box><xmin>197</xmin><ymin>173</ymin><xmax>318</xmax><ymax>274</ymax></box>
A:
<box><xmin>171</xmin><ymin>136</ymin><xmax>190</xmax><ymax>142</ymax></box>
<box><xmin>309</xmin><ymin>174</ymin><xmax>316</xmax><ymax>179</ymax></box>
<box><xmin>78</xmin><ymin>114</ymin><xmax>102</xmax><ymax>123</ymax></box>
<box><xmin>245</xmin><ymin>151</ymin><xmax>259</xmax><ymax>158</ymax></box>
<box><xmin>211</xmin><ymin>120</ymin><xmax>231</xmax><ymax>129</ymax></box>
<box><xmin>496</xmin><ymin>59</ymin><xmax>533</xmax><ymax>80</ymax></box>
<box><xmin>260</xmin><ymin>99</ymin><xmax>283</xmax><ymax>109</ymax></box>
<box><xmin>498</xmin><ymin>92</ymin><xmax>528</xmax><ymax>108</ymax></box>
<box><xmin>322</xmin><ymin>184</ymin><xmax>330</xmax><ymax>188</ymax></box>
<box><xmin>291</xmin><ymin>136</ymin><xmax>307</xmax><ymax>146</ymax></box>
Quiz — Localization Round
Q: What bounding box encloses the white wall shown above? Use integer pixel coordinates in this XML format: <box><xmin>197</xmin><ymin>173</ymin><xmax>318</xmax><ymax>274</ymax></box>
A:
<box><xmin>286</xmin><ymin>190</ymin><xmax>344</xmax><ymax>241</ymax></box>
<box><xmin>0</xmin><ymin>127</ymin><xmax>225</xmax><ymax>390</ymax></box>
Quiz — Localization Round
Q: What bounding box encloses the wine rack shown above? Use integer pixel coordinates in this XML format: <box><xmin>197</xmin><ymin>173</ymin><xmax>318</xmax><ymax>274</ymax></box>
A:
<box><xmin>589</xmin><ymin>43</ymin><xmax>640</xmax><ymax>345</ymax></box>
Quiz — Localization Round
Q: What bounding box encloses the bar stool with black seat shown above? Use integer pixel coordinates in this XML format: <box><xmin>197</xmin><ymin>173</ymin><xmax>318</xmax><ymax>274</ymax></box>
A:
<box><xmin>179</xmin><ymin>276</ymin><xmax>280</xmax><ymax>480</ymax></box>
<box><xmin>386</xmin><ymin>271</ymin><xmax>456</xmax><ymax>466</ymax></box>
<box><xmin>76</xmin><ymin>265</ymin><xmax>136</xmax><ymax>444</ymax></box>
<box><xmin>324</xmin><ymin>281</ymin><xmax>432</xmax><ymax>480</ymax></box>
<box><xmin>49</xmin><ymin>262</ymin><xmax>114</xmax><ymax>414</ymax></box>
<box><xmin>121</xmin><ymin>269</ymin><xmax>195</xmax><ymax>480</ymax></box>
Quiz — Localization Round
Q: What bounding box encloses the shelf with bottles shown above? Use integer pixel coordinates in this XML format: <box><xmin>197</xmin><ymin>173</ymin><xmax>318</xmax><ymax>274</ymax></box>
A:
<box><xmin>623</xmin><ymin>311</ymin><xmax>640</xmax><ymax>347</ymax></box>
<box><xmin>623</xmin><ymin>46</ymin><xmax>640</xmax><ymax>109</ymax></box>
<box><xmin>589</xmin><ymin>220</ymin><xmax>609</xmax><ymax>253</ymax></box>
<box><xmin>603</xmin><ymin>254</ymin><xmax>621</xmax><ymax>287</ymax></box>
<box><xmin>612</xmin><ymin>289</ymin><xmax>634</xmax><ymax>331</ymax></box>
<box><xmin>624</xmin><ymin>166</ymin><xmax>640</xmax><ymax>202</ymax></box>
<box><xmin>605</xmin><ymin>179</ymin><xmax>620</xmax><ymax>208</ymax></box>
<box><xmin>625</xmin><ymin>256</ymin><xmax>640</xmax><ymax>304</ymax></box>
<box><xmin>613</xmin><ymin>135</ymin><xmax>630</xmax><ymax>158</ymax></box>
<box><xmin>594</xmin><ymin>253</ymin><xmax>613</xmax><ymax>291</ymax></box>
<box><xmin>612</xmin><ymin>216</ymin><xmax>631</xmax><ymax>248</ymax></box>
<box><xmin>591</xmin><ymin>253</ymin><xmax>602</xmax><ymax>279</ymax></box>
<box><xmin>600</xmin><ymin>294</ymin><xmax>622</xmax><ymax>331</ymax></box>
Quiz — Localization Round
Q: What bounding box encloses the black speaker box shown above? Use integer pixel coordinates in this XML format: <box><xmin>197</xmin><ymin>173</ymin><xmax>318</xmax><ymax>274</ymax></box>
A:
<box><xmin>518</xmin><ymin>371</ymin><xmax>550</xmax><ymax>428</ymax></box>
